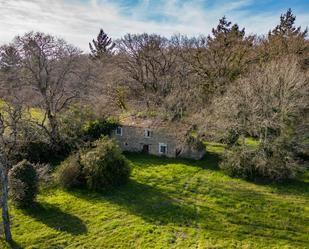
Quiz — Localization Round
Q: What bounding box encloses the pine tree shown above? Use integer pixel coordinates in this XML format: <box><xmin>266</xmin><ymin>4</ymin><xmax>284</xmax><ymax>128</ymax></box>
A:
<box><xmin>190</xmin><ymin>16</ymin><xmax>253</xmax><ymax>100</ymax></box>
<box><xmin>209</xmin><ymin>16</ymin><xmax>245</xmax><ymax>39</ymax></box>
<box><xmin>89</xmin><ymin>29</ymin><xmax>115</xmax><ymax>59</ymax></box>
<box><xmin>262</xmin><ymin>9</ymin><xmax>308</xmax><ymax>60</ymax></box>
<box><xmin>270</xmin><ymin>8</ymin><xmax>307</xmax><ymax>38</ymax></box>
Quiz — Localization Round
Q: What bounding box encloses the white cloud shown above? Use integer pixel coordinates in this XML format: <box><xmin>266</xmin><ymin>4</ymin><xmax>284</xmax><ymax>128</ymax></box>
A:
<box><xmin>0</xmin><ymin>0</ymin><xmax>308</xmax><ymax>52</ymax></box>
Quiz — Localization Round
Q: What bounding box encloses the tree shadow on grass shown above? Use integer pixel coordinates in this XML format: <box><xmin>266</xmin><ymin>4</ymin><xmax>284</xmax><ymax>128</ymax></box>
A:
<box><xmin>22</xmin><ymin>202</ymin><xmax>87</xmax><ymax>235</ymax></box>
<box><xmin>8</xmin><ymin>240</ymin><xmax>23</xmax><ymax>249</ymax></box>
<box><xmin>0</xmin><ymin>238</ymin><xmax>22</xmax><ymax>249</ymax></box>
<box><xmin>70</xmin><ymin>179</ymin><xmax>308</xmax><ymax>245</ymax></box>
<box><xmin>256</xmin><ymin>178</ymin><xmax>309</xmax><ymax>197</ymax></box>
<box><xmin>71</xmin><ymin>180</ymin><xmax>199</xmax><ymax>227</ymax></box>
<box><xmin>125</xmin><ymin>152</ymin><xmax>221</xmax><ymax>171</ymax></box>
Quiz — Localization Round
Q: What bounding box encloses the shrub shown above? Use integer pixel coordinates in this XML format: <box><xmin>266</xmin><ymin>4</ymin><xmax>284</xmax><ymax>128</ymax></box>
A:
<box><xmin>253</xmin><ymin>144</ymin><xmax>304</xmax><ymax>182</ymax></box>
<box><xmin>56</xmin><ymin>153</ymin><xmax>85</xmax><ymax>189</ymax></box>
<box><xmin>224</xmin><ymin>129</ymin><xmax>240</xmax><ymax>146</ymax></box>
<box><xmin>80</xmin><ymin>137</ymin><xmax>131</xmax><ymax>191</ymax></box>
<box><xmin>82</xmin><ymin>117</ymin><xmax>118</xmax><ymax>140</ymax></box>
<box><xmin>9</xmin><ymin>160</ymin><xmax>38</xmax><ymax>207</ymax></box>
<box><xmin>34</xmin><ymin>163</ymin><xmax>52</xmax><ymax>184</ymax></box>
<box><xmin>220</xmin><ymin>146</ymin><xmax>256</xmax><ymax>179</ymax></box>
<box><xmin>220</xmin><ymin>143</ymin><xmax>304</xmax><ymax>182</ymax></box>
<box><xmin>186</xmin><ymin>134</ymin><xmax>205</xmax><ymax>151</ymax></box>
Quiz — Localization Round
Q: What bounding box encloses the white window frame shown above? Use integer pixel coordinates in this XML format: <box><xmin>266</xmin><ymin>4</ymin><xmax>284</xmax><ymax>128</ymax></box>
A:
<box><xmin>144</xmin><ymin>129</ymin><xmax>152</xmax><ymax>138</ymax></box>
<box><xmin>159</xmin><ymin>143</ymin><xmax>167</xmax><ymax>154</ymax></box>
<box><xmin>115</xmin><ymin>126</ymin><xmax>123</xmax><ymax>136</ymax></box>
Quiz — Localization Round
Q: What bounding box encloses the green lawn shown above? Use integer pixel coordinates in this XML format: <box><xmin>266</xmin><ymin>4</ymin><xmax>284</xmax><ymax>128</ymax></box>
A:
<box><xmin>1</xmin><ymin>152</ymin><xmax>308</xmax><ymax>249</ymax></box>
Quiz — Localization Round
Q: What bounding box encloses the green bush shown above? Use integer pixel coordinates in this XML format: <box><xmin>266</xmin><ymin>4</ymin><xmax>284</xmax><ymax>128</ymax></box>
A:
<box><xmin>9</xmin><ymin>160</ymin><xmax>38</xmax><ymax>207</ymax></box>
<box><xmin>81</xmin><ymin>137</ymin><xmax>131</xmax><ymax>191</ymax></box>
<box><xmin>57</xmin><ymin>153</ymin><xmax>85</xmax><ymax>189</ymax></box>
<box><xmin>82</xmin><ymin>117</ymin><xmax>118</xmax><ymax>140</ymax></box>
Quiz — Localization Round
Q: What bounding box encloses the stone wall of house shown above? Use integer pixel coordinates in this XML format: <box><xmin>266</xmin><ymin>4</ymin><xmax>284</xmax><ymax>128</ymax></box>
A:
<box><xmin>112</xmin><ymin>125</ymin><xmax>206</xmax><ymax>160</ymax></box>
<box><xmin>112</xmin><ymin>125</ymin><xmax>177</xmax><ymax>158</ymax></box>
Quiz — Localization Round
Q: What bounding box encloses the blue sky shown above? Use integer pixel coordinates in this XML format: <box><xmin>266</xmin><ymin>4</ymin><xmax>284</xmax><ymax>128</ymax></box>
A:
<box><xmin>0</xmin><ymin>0</ymin><xmax>308</xmax><ymax>51</ymax></box>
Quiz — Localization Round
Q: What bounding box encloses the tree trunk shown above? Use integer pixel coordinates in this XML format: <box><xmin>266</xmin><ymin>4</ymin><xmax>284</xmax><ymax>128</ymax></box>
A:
<box><xmin>47</xmin><ymin>111</ymin><xmax>61</xmax><ymax>151</ymax></box>
<box><xmin>0</xmin><ymin>157</ymin><xmax>12</xmax><ymax>243</ymax></box>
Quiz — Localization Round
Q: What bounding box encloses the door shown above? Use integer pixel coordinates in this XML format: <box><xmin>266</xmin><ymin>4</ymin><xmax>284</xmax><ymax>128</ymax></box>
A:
<box><xmin>142</xmin><ymin>144</ymin><xmax>149</xmax><ymax>154</ymax></box>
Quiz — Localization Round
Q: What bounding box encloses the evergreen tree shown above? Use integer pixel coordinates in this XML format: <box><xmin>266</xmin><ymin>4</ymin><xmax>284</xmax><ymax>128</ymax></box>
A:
<box><xmin>209</xmin><ymin>16</ymin><xmax>245</xmax><ymax>40</ymax></box>
<box><xmin>189</xmin><ymin>16</ymin><xmax>253</xmax><ymax>100</ymax></box>
<box><xmin>89</xmin><ymin>29</ymin><xmax>115</xmax><ymax>59</ymax></box>
<box><xmin>270</xmin><ymin>8</ymin><xmax>307</xmax><ymax>38</ymax></box>
<box><xmin>261</xmin><ymin>9</ymin><xmax>308</xmax><ymax>60</ymax></box>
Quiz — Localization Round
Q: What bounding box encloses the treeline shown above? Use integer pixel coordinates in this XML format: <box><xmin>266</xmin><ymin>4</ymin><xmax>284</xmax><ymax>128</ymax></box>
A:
<box><xmin>93</xmin><ymin>9</ymin><xmax>308</xmax><ymax>119</ymax></box>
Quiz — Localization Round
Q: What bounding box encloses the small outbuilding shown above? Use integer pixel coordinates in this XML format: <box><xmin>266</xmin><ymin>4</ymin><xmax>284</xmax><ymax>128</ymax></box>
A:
<box><xmin>112</xmin><ymin>116</ymin><xmax>205</xmax><ymax>160</ymax></box>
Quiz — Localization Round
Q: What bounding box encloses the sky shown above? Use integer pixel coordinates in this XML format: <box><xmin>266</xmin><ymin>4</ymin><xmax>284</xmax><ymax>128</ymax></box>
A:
<box><xmin>0</xmin><ymin>0</ymin><xmax>308</xmax><ymax>52</ymax></box>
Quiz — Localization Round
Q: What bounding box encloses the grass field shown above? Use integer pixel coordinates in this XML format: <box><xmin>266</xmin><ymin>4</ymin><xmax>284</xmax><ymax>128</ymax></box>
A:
<box><xmin>1</xmin><ymin>151</ymin><xmax>308</xmax><ymax>249</ymax></box>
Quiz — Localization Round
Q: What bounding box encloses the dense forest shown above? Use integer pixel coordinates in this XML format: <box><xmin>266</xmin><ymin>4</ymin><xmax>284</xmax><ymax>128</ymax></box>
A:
<box><xmin>0</xmin><ymin>9</ymin><xmax>308</xmax><ymax>244</ymax></box>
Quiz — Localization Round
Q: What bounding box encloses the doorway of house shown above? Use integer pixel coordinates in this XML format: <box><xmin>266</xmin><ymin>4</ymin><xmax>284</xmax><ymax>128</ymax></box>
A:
<box><xmin>142</xmin><ymin>144</ymin><xmax>149</xmax><ymax>154</ymax></box>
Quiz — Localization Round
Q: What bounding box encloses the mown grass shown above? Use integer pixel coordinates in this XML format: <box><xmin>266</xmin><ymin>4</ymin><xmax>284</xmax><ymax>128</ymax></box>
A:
<box><xmin>1</xmin><ymin>152</ymin><xmax>308</xmax><ymax>249</ymax></box>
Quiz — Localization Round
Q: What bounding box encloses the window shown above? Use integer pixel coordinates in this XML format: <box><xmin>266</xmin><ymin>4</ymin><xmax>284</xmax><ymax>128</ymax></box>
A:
<box><xmin>159</xmin><ymin>143</ymin><xmax>167</xmax><ymax>154</ymax></box>
<box><xmin>115</xmin><ymin>126</ymin><xmax>122</xmax><ymax>136</ymax></box>
<box><xmin>144</xmin><ymin>129</ymin><xmax>152</xmax><ymax>138</ymax></box>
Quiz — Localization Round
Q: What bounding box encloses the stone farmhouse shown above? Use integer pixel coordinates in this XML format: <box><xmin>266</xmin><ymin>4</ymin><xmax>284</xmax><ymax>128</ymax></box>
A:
<box><xmin>112</xmin><ymin>116</ymin><xmax>205</xmax><ymax>160</ymax></box>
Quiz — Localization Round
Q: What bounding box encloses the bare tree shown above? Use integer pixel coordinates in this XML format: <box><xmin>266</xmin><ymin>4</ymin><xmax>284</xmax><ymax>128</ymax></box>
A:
<box><xmin>5</xmin><ymin>32</ymin><xmax>94</xmax><ymax>150</ymax></box>
<box><xmin>116</xmin><ymin>33</ymin><xmax>180</xmax><ymax>108</ymax></box>
<box><xmin>212</xmin><ymin>56</ymin><xmax>309</xmax><ymax>145</ymax></box>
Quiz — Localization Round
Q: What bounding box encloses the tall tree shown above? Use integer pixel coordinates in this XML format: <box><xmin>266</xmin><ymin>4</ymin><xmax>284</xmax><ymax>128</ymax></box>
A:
<box><xmin>183</xmin><ymin>17</ymin><xmax>254</xmax><ymax>101</ymax></box>
<box><xmin>261</xmin><ymin>9</ymin><xmax>308</xmax><ymax>61</ymax></box>
<box><xmin>116</xmin><ymin>33</ymin><xmax>180</xmax><ymax>109</ymax></box>
<box><xmin>271</xmin><ymin>8</ymin><xmax>307</xmax><ymax>37</ymax></box>
<box><xmin>3</xmin><ymin>32</ymin><xmax>93</xmax><ymax>150</ymax></box>
<box><xmin>89</xmin><ymin>29</ymin><xmax>115</xmax><ymax>59</ymax></box>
